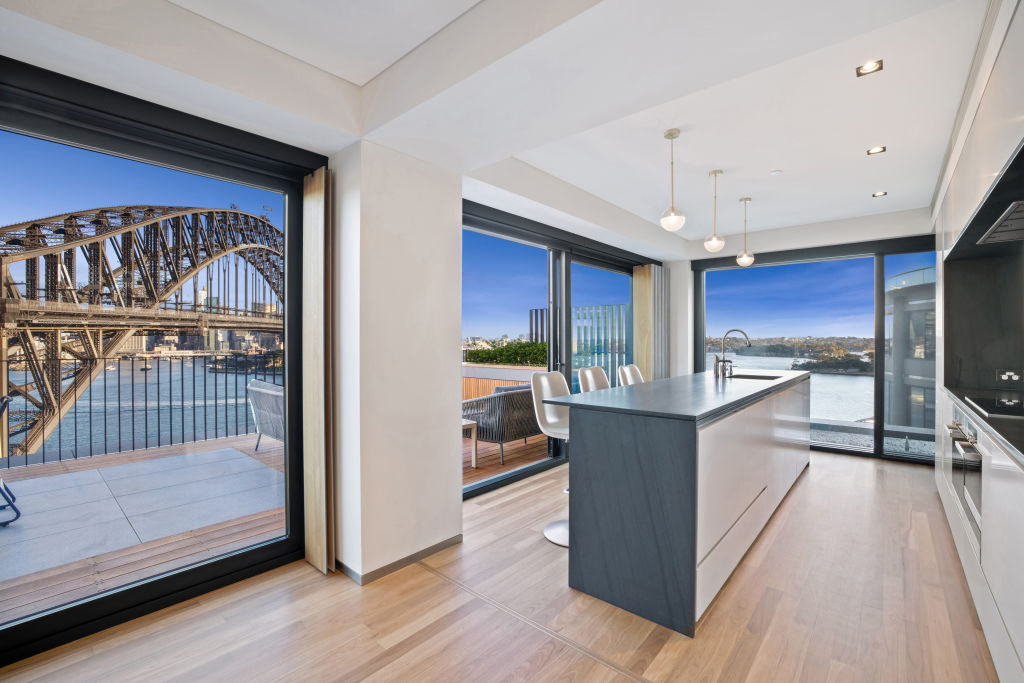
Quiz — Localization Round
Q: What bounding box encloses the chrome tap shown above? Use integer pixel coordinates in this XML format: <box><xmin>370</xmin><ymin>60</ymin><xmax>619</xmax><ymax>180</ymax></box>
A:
<box><xmin>714</xmin><ymin>329</ymin><xmax>751</xmax><ymax>378</ymax></box>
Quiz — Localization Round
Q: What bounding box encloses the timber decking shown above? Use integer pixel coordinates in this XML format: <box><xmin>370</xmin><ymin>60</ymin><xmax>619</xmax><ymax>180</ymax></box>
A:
<box><xmin>462</xmin><ymin>433</ymin><xmax>548</xmax><ymax>486</ymax></box>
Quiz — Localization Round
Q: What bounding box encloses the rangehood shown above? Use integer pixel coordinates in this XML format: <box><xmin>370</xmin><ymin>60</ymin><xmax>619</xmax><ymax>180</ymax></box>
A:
<box><xmin>978</xmin><ymin>200</ymin><xmax>1024</xmax><ymax>245</ymax></box>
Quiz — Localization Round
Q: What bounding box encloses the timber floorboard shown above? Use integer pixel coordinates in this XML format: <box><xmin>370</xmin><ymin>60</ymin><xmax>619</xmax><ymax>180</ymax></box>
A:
<box><xmin>0</xmin><ymin>452</ymin><xmax>998</xmax><ymax>682</ymax></box>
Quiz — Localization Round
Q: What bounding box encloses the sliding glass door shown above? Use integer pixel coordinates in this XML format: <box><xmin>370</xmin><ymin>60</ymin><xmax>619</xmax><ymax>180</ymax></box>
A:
<box><xmin>460</xmin><ymin>230</ymin><xmax>552</xmax><ymax>487</ymax></box>
<box><xmin>570</xmin><ymin>261</ymin><xmax>633</xmax><ymax>392</ymax></box>
<box><xmin>883</xmin><ymin>252</ymin><xmax>936</xmax><ymax>457</ymax></box>
<box><xmin>694</xmin><ymin>237</ymin><xmax>936</xmax><ymax>462</ymax></box>
<box><xmin>0</xmin><ymin>57</ymin><xmax>315</xmax><ymax>663</ymax></box>
<box><xmin>0</xmin><ymin>130</ymin><xmax>290</xmax><ymax>633</ymax></box>
<box><xmin>460</xmin><ymin>202</ymin><xmax>653</xmax><ymax>495</ymax></box>
<box><xmin>704</xmin><ymin>258</ymin><xmax>875</xmax><ymax>451</ymax></box>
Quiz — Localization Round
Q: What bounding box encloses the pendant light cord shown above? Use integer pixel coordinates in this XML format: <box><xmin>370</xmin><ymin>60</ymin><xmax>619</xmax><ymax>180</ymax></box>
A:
<box><xmin>743</xmin><ymin>200</ymin><xmax>748</xmax><ymax>251</ymax></box>
<box><xmin>669</xmin><ymin>138</ymin><xmax>675</xmax><ymax>210</ymax></box>
<box><xmin>712</xmin><ymin>173</ymin><xmax>718</xmax><ymax>238</ymax></box>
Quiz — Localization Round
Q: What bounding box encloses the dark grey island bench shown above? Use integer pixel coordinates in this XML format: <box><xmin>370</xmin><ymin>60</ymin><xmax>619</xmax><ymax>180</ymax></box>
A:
<box><xmin>545</xmin><ymin>368</ymin><xmax>810</xmax><ymax>636</ymax></box>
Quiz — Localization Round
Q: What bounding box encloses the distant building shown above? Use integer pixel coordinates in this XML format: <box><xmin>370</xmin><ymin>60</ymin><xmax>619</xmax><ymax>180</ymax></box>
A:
<box><xmin>121</xmin><ymin>334</ymin><xmax>146</xmax><ymax>354</ymax></box>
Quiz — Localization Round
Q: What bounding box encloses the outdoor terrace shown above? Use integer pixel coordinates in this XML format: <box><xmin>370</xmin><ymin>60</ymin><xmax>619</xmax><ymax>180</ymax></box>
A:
<box><xmin>0</xmin><ymin>433</ymin><xmax>284</xmax><ymax>625</ymax></box>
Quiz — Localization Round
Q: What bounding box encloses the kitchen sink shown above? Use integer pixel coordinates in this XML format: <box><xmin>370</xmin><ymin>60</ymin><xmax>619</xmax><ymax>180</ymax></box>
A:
<box><xmin>727</xmin><ymin>374</ymin><xmax>781</xmax><ymax>380</ymax></box>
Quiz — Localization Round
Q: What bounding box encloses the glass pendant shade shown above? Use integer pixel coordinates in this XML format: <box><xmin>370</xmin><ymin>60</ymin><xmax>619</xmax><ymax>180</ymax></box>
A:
<box><xmin>705</xmin><ymin>170</ymin><xmax>725</xmax><ymax>251</ymax></box>
<box><xmin>736</xmin><ymin>250</ymin><xmax>755</xmax><ymax>267</ymax></box>
<box><xmin>703</xmin><ymin>234</ymin><xmax>725</xmax><ymax>252</ymax></box>
<box><xmin>660</xmin><ymin>207</ymin><xmax>686</xmax><ymax>232</ymax></box>
<box><xmin>660</xmin><ymin>129</ymin><xmax>685</xmax><ymax>232</ymax></box>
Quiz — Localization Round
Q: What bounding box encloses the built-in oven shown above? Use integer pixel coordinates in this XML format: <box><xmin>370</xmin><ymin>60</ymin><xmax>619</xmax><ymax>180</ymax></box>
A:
<box><xmin>948</xmin><ymin>406</ymin><xmax>981</xmax><ymax>545</ymax></box>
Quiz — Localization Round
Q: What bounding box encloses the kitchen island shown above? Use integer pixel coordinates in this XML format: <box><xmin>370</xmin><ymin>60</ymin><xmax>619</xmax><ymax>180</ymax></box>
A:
<box><xmin>545</xmin><ymin>368</ymin><xmax>810</xmax><ymax>636</ymax></box>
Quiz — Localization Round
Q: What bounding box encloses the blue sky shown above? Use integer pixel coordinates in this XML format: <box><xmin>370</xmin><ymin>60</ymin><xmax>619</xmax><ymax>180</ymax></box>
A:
<box><xmin>705</xmin><ymin>250</ymin><xmax>935</xmax><ymax>338</ymax></box>
<box><xmin>8</xmin><ymin>129</ymin><xmax>933</xmax><ymax>341</ymax></box>
<box><xmin>462</xmin><ymin>230</ymin><xmax>630</xmax><ymax>338</ymax></box>
<box><xmin>0</xmin><ymin>129</ymin><xmax>284</xmax><ymax>229</ymax></box>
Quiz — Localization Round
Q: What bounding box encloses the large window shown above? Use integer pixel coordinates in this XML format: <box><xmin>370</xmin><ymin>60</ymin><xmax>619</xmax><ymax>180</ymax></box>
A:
<box><xmin>461</xmin><ymin>202</ymin><xmax>653</xmax><ymax>495</ymax></box>
<box><xmin>884</xmin><ymin>252</ymin><xmax>936</xmax><ymax>457</ymax></box>
<box><xmin>0</xmin><ymin>57</ymin><xmax>319</xmax><ymax>663</ymax></box>
<box><xmin>705</xmin><ymin>258</ymin><xmax>875</xmax><ymax>450</ymax></box>
<box><xmin>461</xmin><ymin>231</ymin><xmax>550</xmax><ymax>486</ymax></box>
<box><xmin>570</xmin><ymin>262</ymin><xmax>633</xmax><ymax>392</ymax></box>
<box><xmin>695</xmin><ymin>237</ymin><xmax>936</xmax><ymax>462</ymax></box>
<box><xmin>0</xmin><ymin>129</ymin><xmax>288</xmax><ymax>627</ymax></box>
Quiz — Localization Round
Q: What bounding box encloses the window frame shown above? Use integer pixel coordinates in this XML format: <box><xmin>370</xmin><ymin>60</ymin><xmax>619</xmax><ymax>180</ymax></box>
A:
<box><xmin>0</xmin><ymin>56</ymin><xmax>326</xmax><ymax>664</ymax></box>
<box><xmin>691</xmin><ymin>234</ymin><xmax>936</xmax><ymax>463</ymax></box>
<box><xmin>461</xmin><ymin>202</ymin><xmax>658</xmax><ymax>498</ymax></box>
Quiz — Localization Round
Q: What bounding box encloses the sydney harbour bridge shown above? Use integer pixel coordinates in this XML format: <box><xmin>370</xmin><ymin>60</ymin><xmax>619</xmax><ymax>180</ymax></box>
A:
<box><xmin>0</xmin><ymin>206</ymin><xmax>284</xmax><ymax>456</ymax></box>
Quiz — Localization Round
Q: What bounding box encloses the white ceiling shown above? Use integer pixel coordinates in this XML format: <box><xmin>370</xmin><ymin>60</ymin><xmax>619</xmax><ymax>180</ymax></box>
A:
<box><xmin>167</xmin><ymin>0</ymin><xmax>481</xmax><ymax>86</ymax></box>
<box><xmin>1</xmin><ymin>0</ymin><xmax>988</xmax><ymax>254</ymax></box>
<box><xmin>514</xmin><ymin>0</ymin><xmax>985</xmax><ymax>238</ymax></box>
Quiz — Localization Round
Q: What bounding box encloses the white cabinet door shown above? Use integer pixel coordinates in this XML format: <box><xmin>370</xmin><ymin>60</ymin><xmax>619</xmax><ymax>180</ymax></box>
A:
<box><xmin>980</xmin><ymin>437</ymin><xmax>1024</xmax><ymax>663</ymax></box>
<box><xmin>696</xmin><ymin>399</ymin><xmax>771</xmax><ymax>564</ymax></box>
<box><xmin>935</xmin><ymin>391</ymin><xmax>954</xmax><ymax>494</ymax></box>
<box><xmin>767</xmin><ymin>381</ymin><xmax>810</xmax><ymax>507</ymax></box>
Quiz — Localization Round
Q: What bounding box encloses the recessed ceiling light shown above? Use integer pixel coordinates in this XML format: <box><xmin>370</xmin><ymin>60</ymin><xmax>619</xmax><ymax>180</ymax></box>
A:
<box><xmin>872</xmin><ymin>191</ymin><xmax>887</xmax><ymax>198</ymax></box>
<box><xmin>769</xmin><ymin>169</ymin><xmax>783</xmax><ymax>176</ymax></box>
<box><xmin>856</xmin><ymin>59</ymin><xmax>883</xmax><ymax>77</ymax></box>
<box><xmin>867</xmin><ymin>145</ymin><xmax>886</xmax><ymax>155</ymax></box>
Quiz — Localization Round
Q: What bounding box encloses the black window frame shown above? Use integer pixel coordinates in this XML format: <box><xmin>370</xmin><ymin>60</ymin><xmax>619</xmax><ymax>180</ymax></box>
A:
<box><xmin>0</xmin><ymin>56</ymin><xmax>326</xmax><ymax>664</ymax></box>
<box><xmin>461</xmin><ymin>201</ymin><xmax>658</xmax><ymax>498</ymax></box>
<box><xmin>692</xmin><ymin>234</ymin><xmax>936</xmax><ymax>464</ymax></box>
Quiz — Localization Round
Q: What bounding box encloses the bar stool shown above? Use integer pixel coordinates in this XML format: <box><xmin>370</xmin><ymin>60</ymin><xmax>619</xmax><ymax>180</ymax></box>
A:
<box><xmin>618</xmin><ymin>364</ymin><xmax>645</xmax><ymax>386</ymax></box>
<box><xmin>579</xmin><ymin>366</ymin><xmax>610</xmax><ymax>393</ymax></box>
<box><xmin>530</xmin><ymin>371</ymin><xmax>571</xmax><ymax>547</ymax></box>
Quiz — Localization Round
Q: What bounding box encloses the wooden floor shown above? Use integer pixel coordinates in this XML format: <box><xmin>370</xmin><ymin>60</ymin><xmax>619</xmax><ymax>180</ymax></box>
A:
<box><xmin>0</xmin><ymin>434</ymin><xmax>285</xmax><ymax>625</ymax></box>
<box><xmin>462</xmin><ymin>433</ymin><xmax>548</xmax><ymax>486</ymax></box>
<box><xmin>1</xmin><ymin>452</ymin><xmax>997</xmax><ymax>682</ymax></box>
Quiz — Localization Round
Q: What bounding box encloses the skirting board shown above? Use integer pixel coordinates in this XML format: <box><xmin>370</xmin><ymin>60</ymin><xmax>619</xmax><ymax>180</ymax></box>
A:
<box><xmin>339</xmin><ymin>534</ymin><xmax>463</xmax><ymax>585</ymax></box>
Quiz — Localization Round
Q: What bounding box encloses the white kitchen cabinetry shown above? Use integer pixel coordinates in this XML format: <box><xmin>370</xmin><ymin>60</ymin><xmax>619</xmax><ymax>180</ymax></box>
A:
<box><xmin>981</xmin><ymin>435</ymin><xmax>1024</xmax><ymax>670</ymax></box>
<box><xmin>936</xmin><ymin>389</ymin><xmax>1024</xmax><ymax>681</ymax></box>
<box><xmin>695</xmin><ymin>381</ymin><xmax>810</xmax><ymax>618</ymax></box>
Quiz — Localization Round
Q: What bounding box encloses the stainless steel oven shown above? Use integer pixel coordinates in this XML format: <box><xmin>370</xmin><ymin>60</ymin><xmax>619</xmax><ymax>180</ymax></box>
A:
<box><xmin>948</xmin><ymin>406</ymin><xmax>981</xmax><ymax>545</ymax></box>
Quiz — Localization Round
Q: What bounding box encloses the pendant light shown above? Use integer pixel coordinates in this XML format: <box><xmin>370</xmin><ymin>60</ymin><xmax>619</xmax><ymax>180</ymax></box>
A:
<box><xmin>659</xmin><ymin>128</ymin><xmax>686</xmax><ymax>232</ymax></box>
<box><xmin>736</xmin><ymin>197</ymin><xmax>755</xmax><ymax>267</ymax></box>
<box><xmin>703</xmin><ymin>169</ymin><xmax>725</xmax><ymax>252</ymax></box>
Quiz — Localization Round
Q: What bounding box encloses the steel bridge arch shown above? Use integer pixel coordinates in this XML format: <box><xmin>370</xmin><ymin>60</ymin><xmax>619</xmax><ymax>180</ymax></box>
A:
<box><xmin>0</xmin><ymin>206</ymin><xmax>285</xmax><ymax>456</ymax></box>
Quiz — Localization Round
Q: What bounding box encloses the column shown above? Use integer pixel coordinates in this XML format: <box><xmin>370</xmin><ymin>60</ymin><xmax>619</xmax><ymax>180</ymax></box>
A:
<box><xmin>333</xmin><ymin>141</ymin><xmax>463</xmax><ymax>582</ymax></box>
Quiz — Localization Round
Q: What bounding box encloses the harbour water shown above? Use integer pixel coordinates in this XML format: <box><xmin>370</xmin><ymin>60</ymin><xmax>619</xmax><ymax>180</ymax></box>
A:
<box><xmin>704</xmin><ymin>353</ymin><xmax>873</xmax><ymax>423</ymax></box>
<box><xmin>5</xmin><ymin>355</ymin><xmax>283</xmax><ymax>466</ymax></box>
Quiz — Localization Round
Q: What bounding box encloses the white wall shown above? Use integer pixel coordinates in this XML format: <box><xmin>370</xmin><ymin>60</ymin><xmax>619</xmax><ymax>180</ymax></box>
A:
<box><xmin>666</xmin><ymin>260</ymin><xmax>694</xmax><ymax>377</ymax></box>
<box><xmin>333</xmin><ymin>141</ymin><xmax>464</xmax><ymax>577</ymax></box>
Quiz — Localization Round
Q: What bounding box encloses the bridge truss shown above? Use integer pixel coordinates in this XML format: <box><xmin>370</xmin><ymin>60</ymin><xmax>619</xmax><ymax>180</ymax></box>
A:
<box><xmin>0</xmin><ymin>206</ymin><xmax>285</xmax><ymax>456</ymax></box>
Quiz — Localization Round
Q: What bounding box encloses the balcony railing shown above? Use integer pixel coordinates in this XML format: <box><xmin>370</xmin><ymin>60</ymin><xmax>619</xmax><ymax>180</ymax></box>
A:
<box><xmin>1</xmin><ymin>352</ymin><xmax>283</xmax><ymax>469</ymax></box>
<box><xmin>885</xmin><ymin>266</ymin><xmax>936</xmax><ymax>291</ymax></box>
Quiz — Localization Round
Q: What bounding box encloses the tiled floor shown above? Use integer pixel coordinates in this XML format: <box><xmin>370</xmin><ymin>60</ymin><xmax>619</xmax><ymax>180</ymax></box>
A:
<box><xmin>0</xmin><ymin>448</ymin><xmax>284</xmax><ymax>582</ymax></box>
